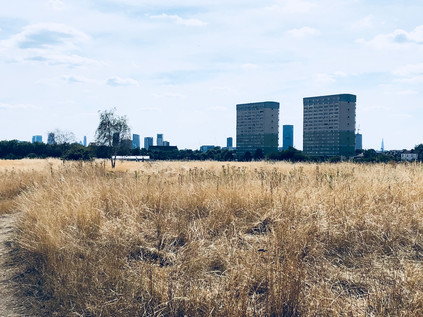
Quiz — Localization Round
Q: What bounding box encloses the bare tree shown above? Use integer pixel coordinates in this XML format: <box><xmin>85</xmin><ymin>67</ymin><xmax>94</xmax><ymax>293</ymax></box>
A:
<box><xmin>95</xmin><ymin>108</ymin><xmax>131</xmax><ymax>168</ymax></box>
<box><xmin>47</xmin><ymin>129</ymin><xmax>76</xmax><ymax>145</ymax></box>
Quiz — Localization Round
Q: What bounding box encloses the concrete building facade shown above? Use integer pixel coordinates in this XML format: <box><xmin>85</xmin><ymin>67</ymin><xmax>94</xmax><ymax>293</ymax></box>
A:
<box><xmin>236</xmin><ymin>101</ymin><xmax>279</xmax><ymax>157</ymax></box>
<box><xmin>227</xmin><ymin>137</ymin><xmax>233</xmax><ymax>148</ymax></box>
<box><xmin>32</xmin><ymin>135</ymin><xmax>43</xmax><ymax>143</ymax></box>
<box><xmin>157</xmin><ymin>134</ymin><xmax>164</xmax><ymax>146</ymax></box>
<box><xmin>303</xmin><ymin>94</ymin><xmax>356</xmax><ymax>157</ymax></box>
<box><xmin>144</xmin><ymin>137</ymin><xmax>153</xmax><ymax>150</ymax></box>
<box><xmin>355</xmin><ymin>133</ymin><xmax>362</xmax><ymax>150</ymax></box>
<box><xmin>282</xmin><ymin>125</ymin><xmax>294</xmax><ymax>150</ymax></box>
<box><xmin>132</xmin><ymin>134</ymin><xmax>140</xmax><ymax>149</ymax></box>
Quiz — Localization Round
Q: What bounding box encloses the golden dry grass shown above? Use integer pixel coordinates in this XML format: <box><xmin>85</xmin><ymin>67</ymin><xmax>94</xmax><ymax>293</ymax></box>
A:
<box><xmin>3</xmin><ymin>159</ymin><xmax>423</xmax><ymax>316</ymax></box>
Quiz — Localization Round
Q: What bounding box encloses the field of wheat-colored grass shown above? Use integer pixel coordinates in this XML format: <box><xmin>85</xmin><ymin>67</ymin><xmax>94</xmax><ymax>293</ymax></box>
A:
<box><xmin>2</xmin><ymin>159</ymin><xmax>423</xmax><ymax>316</ymax></box>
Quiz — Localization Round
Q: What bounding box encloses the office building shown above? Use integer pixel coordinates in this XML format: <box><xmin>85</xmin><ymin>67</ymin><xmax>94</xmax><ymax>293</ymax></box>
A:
<box><xmin>132</xmin><ymin>134</ymin><xmax>140</xmax><ymax>149</ymax></box>
<box><xmin>163</xmin><ymin>141</ymin><xmax>170</xmax><ymax>147</ymax></box>
<box><xmin>83</xmin><ymin>136</ymin><xmax>87</xmax><ymax>147</ymax></box>
<box><xmin>200</xmin><ymin>145</ymin><xmax>215</xmax><ymax>153</ymax></box>
<box><xmin>236</xmin><ymin>101</ymin><xmax>279</xmax><ymax>157</ymax></box>
<box><xmin>303</xmin><ymin>94</ymin><xmax>356</xmax><ymax>156</ymax></box>
<box><xmin>282</xmin><ymin>125</ymin><xmax>294</xmax><ymax>150</ymax></box>
<box><xmin>355</xmin><ymin>133</ymin><xmax>362</xmax><ymax>150</ymax></box>
<box><xmin>144</xmin><ymin>137</ymin><xmax>153</xmax><ymax>150</ymax></box>
<box><xmin>157</xmin><ymin>134</ymin><xmax>164</xmax><ymax>146</ymax></box>
<box><xmin>47</xmin><ymin>132</ymin><xmax>55</xmax><ymax>145</ymax></box>
<box><xmin>32</xmin><ymin>135</ymin><xmax>43</xmax><ymax>143</ymax></box>
<box><xmin>227</xmin><ymin>137</ymin><xmax>233</xmax><ymax>148</ymax></box>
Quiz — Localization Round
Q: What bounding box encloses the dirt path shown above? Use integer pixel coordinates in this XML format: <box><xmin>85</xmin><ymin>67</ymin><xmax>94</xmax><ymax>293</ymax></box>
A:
<box><xmin>0</xmin><ymin>214</ymin><xmax>29</xmax><ymax>317</ymax></box>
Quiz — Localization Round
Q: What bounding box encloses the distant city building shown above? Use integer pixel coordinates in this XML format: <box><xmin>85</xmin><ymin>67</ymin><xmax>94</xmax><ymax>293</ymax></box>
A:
<box><xmin>303</xmin><ymin>94</ymin><xmax>356</xmax><ymax>157</ymax></box>
<box><xmin>32</xmin><ymin>135</ymin><xmax>43</xmax><ymax>143</ymax></box>
<box><xmin>227</xmin><ymin>137</ymin><xmax>233</xmax><ymax>148</ymax></box>
<box><xmin>157</xmin><ymin>134</ymin><xmax>164</xmax><ymax>146</ymax></box>
<box><xmin>47</xmin><ymin>132</ymin><xmax>55</xmax><ymax>145</ymax></box>
<box><xmin>282</xmin><ymin>125</ymin><xmax>294</xmax><ymax>149</ymax></box>
<box><xmin>355</xmin><ymin>133</ymin><xmax>362</xmax><ymax>150</ymax></box>
<box><xmin>381</xmin><ymin>139</ymin><xmax>384</xmax><ymax>153</ymax></box>
<box><xmin>148</xmin><ymin>146</ymin><xmax>178</xmax><ymax>152</ymax></box>
<box><xmin>132</xmin><ymin>134</ymin><xmax>140</xmax><ymax>149</ymax></box>
<box><xmin>83</xmin><ymin>136</ymin><xmax>87</xmax><ymax>147</ymax></box>
<box><xmin>401</xmin><ymin>152</ymin><xmax>418</xmax><ymax>161</ymax></box>
<box><xmin>200</xmin><ymin>145</ymin><xmax>215</xmax><ymax>153</ymax></box>
<box><xmin>163</xmin><ymin>141</ymin><xmax>170</xmax><ymax>147</ymax></box>
<box><xmin>144</xmin><ymin>137</ymin><xmax>153</xmax><ymax>150</ymax></box>
<box><xmin>236</xmin><ymin>101</ymin><xmax>279</xmax><ymax>157</ymax></box>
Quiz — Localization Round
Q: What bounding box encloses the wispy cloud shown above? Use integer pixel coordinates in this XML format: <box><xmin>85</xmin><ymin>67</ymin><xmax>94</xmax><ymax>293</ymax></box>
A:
<box><xmin>47</xmin><ymin>0</ymin><xmax>65</xmax><ymax>11</ymax></box>
<box><xmin>0</xmin><ymin>102</ymin><xmax>38</xmax><ymax>110</ymax></box>
<box><xmin>61</xmin><ymin>75</ymin><xmax>97</xmax><ymax>84</ymax></box>
<box><xmin>265</xmin><ymin>0</ymin><xmax>317</xmax><ymax>14</ymax></box>
<box><xmin>286</xmin><ymin>26</ymin><xmax>320</xmax><ymax>38</ymax></box>
<box><xmin>314</xmin><ymin>71</ymin><xmax>347</xmax><ymax>84</ymax></box>
<box><xmin>107</xmin><ymin>76</ymin><xmax>139</xmax><ymax>86</ymax></box>
<box><xmin>149</xmin><ymin>13</ymin><xmax>207</xmax><ymax>27</ymax></box>
<box><xmin>393</xmin><ymin>63</ymin><xmax>423</xmax><ymax>84</ymax></box>
<box><xmin>357</xmin><ymin>25</ymin><xmax>423</xmax><ymax>49</ymax></box>
<box><xmin>0</xmin><ymin>23</ymin><xmax>95</xmax><ymax>67</ymax></box>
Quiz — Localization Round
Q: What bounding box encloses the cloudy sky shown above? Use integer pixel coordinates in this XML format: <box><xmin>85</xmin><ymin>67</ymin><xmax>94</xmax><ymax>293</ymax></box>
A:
<box><xmin>1</xmin><ymin>0</ymin><xmax>422</xmax><ymax>150</ymax></box>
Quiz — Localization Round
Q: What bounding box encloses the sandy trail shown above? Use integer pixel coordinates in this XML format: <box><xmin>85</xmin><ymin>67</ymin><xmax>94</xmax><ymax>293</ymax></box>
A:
<box><xmin>0</xmin><ymin>214</ymin><xmax>29</xmax><ymax>317</ymax></box>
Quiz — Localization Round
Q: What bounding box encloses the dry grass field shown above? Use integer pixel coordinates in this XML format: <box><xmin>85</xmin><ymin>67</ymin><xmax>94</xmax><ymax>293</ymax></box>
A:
<box><xmin>1</xmin><ymin>159</ymin><xmax>423</xmax><ymax>316</ymax></box>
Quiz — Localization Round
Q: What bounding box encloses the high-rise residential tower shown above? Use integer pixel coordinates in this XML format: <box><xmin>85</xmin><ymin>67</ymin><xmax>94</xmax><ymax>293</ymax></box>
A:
<box><xmin>157</xmin><ymin>134</ymin><xmax>163</xmax><ymax>146</ymax></box>
<box><xmin>144</xmin><ymin>137</ymin><xmax>153</xmax><ymax>150</ymax></box>
<box><xmin>227</xmin><ymin>137</ymin><xmax>233</xmax><ymax>148</ymax></box>
<box><xmin>282</xmin><ymin>125</ymin><xmax>294</xmax><ymax>150</ymax></box>
<box><xmin>132</xmin><ymin>134</ymin><xmax>140</xmax><ymax>149</ymax></box>
<box><xmin>355</xmin><ymin>133</ymin><xmax>362</xmax><ymax>150</ymax></box>
<box><xmin>303</xmin><ymin>94</ymin><xmax>356</xmax><ymax>156</ymax></box>
<box><xmin>236</xmin><ymin>101</ymin><xmax>279</xmax><ymax>157</ymax></box>
<box><xmin>32</xmin><ymin>135</ymin><xmax>43</xmax><ymax>143</ymax></box>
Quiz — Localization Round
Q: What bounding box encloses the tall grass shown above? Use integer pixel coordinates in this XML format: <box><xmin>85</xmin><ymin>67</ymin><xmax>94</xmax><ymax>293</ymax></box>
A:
<box><xmin>11</xmin><ymin>160</ymin><xmax>423</xmax><ymax>316</ymax></box>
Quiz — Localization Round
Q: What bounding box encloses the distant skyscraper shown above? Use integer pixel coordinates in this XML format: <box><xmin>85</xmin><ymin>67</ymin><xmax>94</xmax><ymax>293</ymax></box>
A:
<box><xmin>303</xmin><ymin>94</ymin><xmax>356</xmax><ymax>156</ymax></box>
<box><xmin>227</xmin><ymin>137</ymin><xmax>233</xmax><ymax>148</ymax></box>
<box><xmin>200</xmin><ymin>145</ymin><xmax>215</xmax><ymax>152</ymax></box>
<box><xmin>236</xmin><ymin>101</ymin><xmax>279</xmax><ymax>157</ymax></box>
<box><xmin>32</xmin><ymin>135</ymin><xmax>43</xmax><ymax>143</ymax></box>
<box><xmin>163</xmin><ymin>141</ymin><xmax>170</xmax><ymax>147</ymax></box>
<box><xmin>47</xmin><ymin>132</ymin><xmax>55</xmax><ymax>145</ymax></box>
<box><xmin>355</xmin><ymin>133</ymin><xmax>362</xmax><ymax>150</ymax></box>
<box><xmin>132</xmin><ymin>134</ymin><xmax>140</xmax><ymax>149</ymax></box>
<box><xmin>381</xmin><ymin>139</ymin><xmax>384</xmax><ymax>153</ymax></box>
<box><xmin>157</xmin><ymin>134</ymin><xmax>164</xmax><ymax>146</ymax></box>
<box><xmin>83</xmin><ymin>136</ymin><xmax>87</xmax><ymax>147</ymax></box>
<box><xmin>282</xmin><ymin>125</ymin><xmax>294</xmax><ymax>150</ymax></box>
<box><xmin>144</xmin><ymin>137</ymin><xmax>153</xmax><ymax>150</ymax></box>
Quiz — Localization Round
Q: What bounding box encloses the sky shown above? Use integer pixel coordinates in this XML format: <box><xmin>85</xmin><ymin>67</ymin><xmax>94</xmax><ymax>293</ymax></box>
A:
<box><xmin>0</xmin><ymin>0</ymin><xmax>422</xmax><ymax>151</ymax></box>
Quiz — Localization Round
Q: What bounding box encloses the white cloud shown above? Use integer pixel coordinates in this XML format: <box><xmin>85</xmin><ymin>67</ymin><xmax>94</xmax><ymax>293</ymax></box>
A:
<box><xmin>351</xmin><ymin>15</ymin><xmax>374</xmax><ymax>30</ymax></box>
<box><xmin>241</xmin><ymin>63</ymin><xmax>260</xmax><ymax>70</ymax></box>
<box><xmin>0</xmin><ymin>23</ymin><xmax>93</xmax><ymax>67</ymax></box>
<box><xmin>358</xmin><ymin>25</ymin><xmax>423</xmax><ymax>49</ymax></box>
<box><xmin>393</xmin><ymin>63</ymin><xmax>423</xmax><ymax>84</ymax></box>
<box><xmin>286</xmin><ymin>26</ymin><xmax>320</xmax><ymax>38</ymax></box>
<box><xmin>0</xmin><ymin>102</ymin><xmax>37</xmax><ymax>110</ymax></box>
<box><xmin>47</xmin><ymin>0</ymin><xmax>65</xmax><ymax>11</ymax></box>
<box><xmin>107</xmin><ymin>76</ymin><xmax>139</xmax><ymax>86</ymax></box>
<box><xmin>314</xmin><ymin>71</ymin><xmax>347</xmax><ymax>85</ymax></box>
<box><xmin>61</xmin><ymin>75</ymin><xmax>96</xmax><ymax>84</ymax></box>
<box><xmin>265</xmin><ymin>0</ymin><xmax>317</xmax><ymax>14</ymax></box>
<box><xmin>149</xmin><ymin>13</ymin><xmax>207</xmax><ymax>27</ymax></box>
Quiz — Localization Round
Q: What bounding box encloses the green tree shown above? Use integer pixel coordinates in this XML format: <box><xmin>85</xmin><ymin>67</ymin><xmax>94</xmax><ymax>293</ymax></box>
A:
<box><xmin>95</xmin><ymin>108</ymin><xmax>131</xmax><ymax>168</ymax></box>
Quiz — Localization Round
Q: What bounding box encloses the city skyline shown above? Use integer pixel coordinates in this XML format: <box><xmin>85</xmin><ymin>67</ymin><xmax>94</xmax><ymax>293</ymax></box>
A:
<box><xmin>1</xmin><ymin>1</ymin><xmax>422</xmax><ymax>150</ymax></box>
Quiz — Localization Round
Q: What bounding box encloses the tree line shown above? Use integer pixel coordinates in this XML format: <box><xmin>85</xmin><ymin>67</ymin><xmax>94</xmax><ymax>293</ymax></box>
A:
<box><xmin>1</xmin><ymin>108</ymin><xmax>422</xmax><ymax>164</ymax></box>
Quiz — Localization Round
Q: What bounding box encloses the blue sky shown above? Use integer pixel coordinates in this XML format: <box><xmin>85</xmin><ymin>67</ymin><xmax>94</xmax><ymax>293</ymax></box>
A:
<box><xmin>0</xmin><ymin>0</ymin><xmax>422</xmax><ymax>150</ymax></box>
